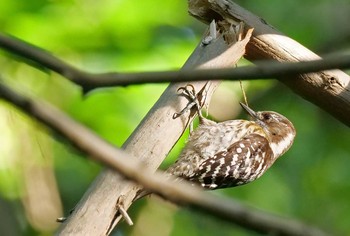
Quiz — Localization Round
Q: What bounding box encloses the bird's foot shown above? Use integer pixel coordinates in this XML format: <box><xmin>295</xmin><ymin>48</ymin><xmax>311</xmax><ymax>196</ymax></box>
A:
<box><xmin>173</xmin><ymin>84</ymin><xmax>203</xmax><ymax>120</ymax></box>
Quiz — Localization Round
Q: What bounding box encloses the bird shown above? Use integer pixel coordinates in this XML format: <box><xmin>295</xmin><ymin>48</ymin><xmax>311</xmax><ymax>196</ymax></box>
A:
<box><xmin>166</xmin><ymin>84</ymin><xmax>296</xmax><ymax>190</ymax></box>
<box><xmin>134</xmin><ymin>84</ymin><xmax>296</xmax><ymax>200</ymax></box>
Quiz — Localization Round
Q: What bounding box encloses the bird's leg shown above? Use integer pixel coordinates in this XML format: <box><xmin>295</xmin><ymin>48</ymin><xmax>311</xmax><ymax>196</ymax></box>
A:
<box><xmin>134</xmin><ymin>85</ymin><xmax>205</xmax><ymax>202</ymax></box>
<box><xmin>173</xmin><ymin>84</ymin><xmax>205</xmax><ymax>131</ymax></box>
<box><xmin>173</xmin><ymin>84</ymin><xmax>206</xmax><ymax>133</ymax></box>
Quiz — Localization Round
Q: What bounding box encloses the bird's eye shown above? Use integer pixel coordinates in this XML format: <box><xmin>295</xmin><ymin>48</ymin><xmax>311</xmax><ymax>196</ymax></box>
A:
<box><xmin>271</xmin><ymin>129</ymin><xmax>280</xmax><ymax>136</ymax></box>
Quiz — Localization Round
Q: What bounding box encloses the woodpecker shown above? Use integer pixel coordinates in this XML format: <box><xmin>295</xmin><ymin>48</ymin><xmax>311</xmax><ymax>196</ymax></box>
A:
<box><xmin>133</xmin><ymin>85</ymin><xmax>296</xmax><ymax>201</ymax></box>
<box><xmin>166</xmin><ymin>85</ymin><xmax>296</xmax><ymax>189</ymax></box>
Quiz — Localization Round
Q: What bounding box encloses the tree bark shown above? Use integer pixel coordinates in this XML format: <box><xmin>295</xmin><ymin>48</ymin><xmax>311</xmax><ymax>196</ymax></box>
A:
<box><xmin>57</xmin><ymin>26</ymin><xmax>252</xmax><ymax>235</ymax></box>
<box><xmin>57</xmin><ymin>1</ymin><xmax>350</xmax><ymax>234</ymax></box>
<box><xmin>188</xmin><ymin>0</ymin><xmax>350</xmax><ymax>126</ymax></box>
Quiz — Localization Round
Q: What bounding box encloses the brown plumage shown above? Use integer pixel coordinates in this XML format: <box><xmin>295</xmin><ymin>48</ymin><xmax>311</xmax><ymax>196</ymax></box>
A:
<box><xmin>167</xmin><ymin>91</ymin><xmax>296</xmax><ymax>189</ymax></box>
<box><xmin>134</xmin><ymin>85</ymin><xmax>296</xmax><ymax>200</ymax></box>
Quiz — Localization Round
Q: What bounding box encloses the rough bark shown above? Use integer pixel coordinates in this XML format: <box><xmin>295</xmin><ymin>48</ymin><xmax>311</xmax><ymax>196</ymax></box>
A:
<box><xmin>188</xmin><ymin>0</ymin><xmax>350</xmax><ymax>126</ymax></box>
<box><xmin>56</xmin><ymin>26</ymin><xmax>252</xmax><ymax>235</ymax></box>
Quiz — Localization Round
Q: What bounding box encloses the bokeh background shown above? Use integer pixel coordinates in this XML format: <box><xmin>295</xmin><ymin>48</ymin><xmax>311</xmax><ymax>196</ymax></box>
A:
<box><xmin>0</xmin><ymin>0</ymin><xmax>349</xmax><ymax>235</ymax></box>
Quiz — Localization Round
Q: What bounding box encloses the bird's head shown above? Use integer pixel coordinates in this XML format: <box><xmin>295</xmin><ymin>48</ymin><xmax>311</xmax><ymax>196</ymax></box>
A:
<box><xmin>240</xmin><ymin>102</ymin><xmax>296</xmax><ymax>157</ymax></box>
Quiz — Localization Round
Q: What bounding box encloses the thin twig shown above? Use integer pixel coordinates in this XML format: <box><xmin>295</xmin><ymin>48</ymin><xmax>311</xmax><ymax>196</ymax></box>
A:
<box><xmin>107</xmin><ymin>195</ymin><xmax>134</xmax><ymax>233</ymax></box>
<box><xmin>239</xmin><ymin>80</ymin><xmax>249</xmax><ymax>106</ymax></box>
<box><xmin>0</xmin><ymin>32</ymin><xmax>350</xmax><ymax>92</ymax></box>
<box><xmin>0</xmin><ymin>80</ymin><xmax>329</xmax><ymax>236</ymax></box>
<box><xmin>116</xmin><ymin>206</ymin><xmax>133</xmax><ymax>226</ymax></box>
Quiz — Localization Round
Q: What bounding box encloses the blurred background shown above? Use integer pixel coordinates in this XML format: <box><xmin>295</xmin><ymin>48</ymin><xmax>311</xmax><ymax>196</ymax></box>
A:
<box><xmin>0</xmin><ymin>0</ymin><xmax>349</xmax><ymax>235</ymax></box>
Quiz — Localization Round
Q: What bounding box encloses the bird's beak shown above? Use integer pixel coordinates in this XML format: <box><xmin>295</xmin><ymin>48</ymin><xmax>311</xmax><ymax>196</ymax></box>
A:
<box><xmin>239</xmin><ymin>102</ymin><xmax>258</xmax><ymax>119</ymax></box>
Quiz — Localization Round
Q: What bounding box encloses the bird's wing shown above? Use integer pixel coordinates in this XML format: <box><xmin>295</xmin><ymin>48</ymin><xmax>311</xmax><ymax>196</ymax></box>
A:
<box><xmin>187</xmin><ymin>133</ymin><xmax>274</xmax><ymax>189</ymax></box>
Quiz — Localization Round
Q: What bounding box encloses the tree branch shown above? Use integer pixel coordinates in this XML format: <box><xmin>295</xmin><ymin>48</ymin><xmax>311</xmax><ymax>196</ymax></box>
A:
<box><xmin>0</xmin><ymin>32</ymin><xmax>350</xmax><ymax>93</ymax></box>
<box><xmin>0</xmin><ymin>77</ymin><xmax>329</xmax><ymax>236</ymax></box>
<box><xmin>188</xmin><ymin>0</ymin><xmax>350</xmax><ymax>126</ymax></box>
<box><xmin>0</xmin><ymin>1</ymin><xmax>348</xmax><ymax>234</ymax></box>
<box><xmin>0</xmin><ymin>32</ymin><xmax>92</xmax><ymax>88</ymax></box>
<box><xmin>53</xmin><ymin>25</ymin><xmax>256</xmax><ymax>235</ymax></box>
<box><xmin>1</xmin><ymin>14</ymin><xmax>350</xmax><ymax>127</ymax></box>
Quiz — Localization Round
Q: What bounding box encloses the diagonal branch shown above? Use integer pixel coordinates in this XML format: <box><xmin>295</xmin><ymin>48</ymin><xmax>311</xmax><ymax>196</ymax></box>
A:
<box><xmin>188</xmin><ymin>0</ymin><xmax>350</xmax><ymax>126</ymax></box>
<box><xmin>55</xmin><ymin>24</ymin><xmax>254</xmax><ymax>235</ymax></box>
<box><xmin>0</xmin><ymin>76</ymin><xmax>329</xmax><ymax>236</ymax></box>
<box><xmin>0</xmin><ymin>1</ymin><xmax>348</xmax><ymax>235</ymax></box>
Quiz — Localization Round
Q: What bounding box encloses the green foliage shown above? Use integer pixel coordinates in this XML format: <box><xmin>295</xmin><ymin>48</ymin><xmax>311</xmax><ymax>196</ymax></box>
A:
<box><xmin>0</xmin><ymin>0</ymin><xmax>349</xmax><ymax>235</ymax></box>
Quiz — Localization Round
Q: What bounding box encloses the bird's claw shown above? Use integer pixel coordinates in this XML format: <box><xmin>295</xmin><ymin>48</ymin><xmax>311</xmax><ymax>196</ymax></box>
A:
<box><xmin>173</xmin><ymin>84</ymin><xmax>202</xmax><ymax>120</ymax></box>
<box><xmin>176</xmin><ymin>84</ymin><xmax>196</xmax><ymax>101</ymax></box>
